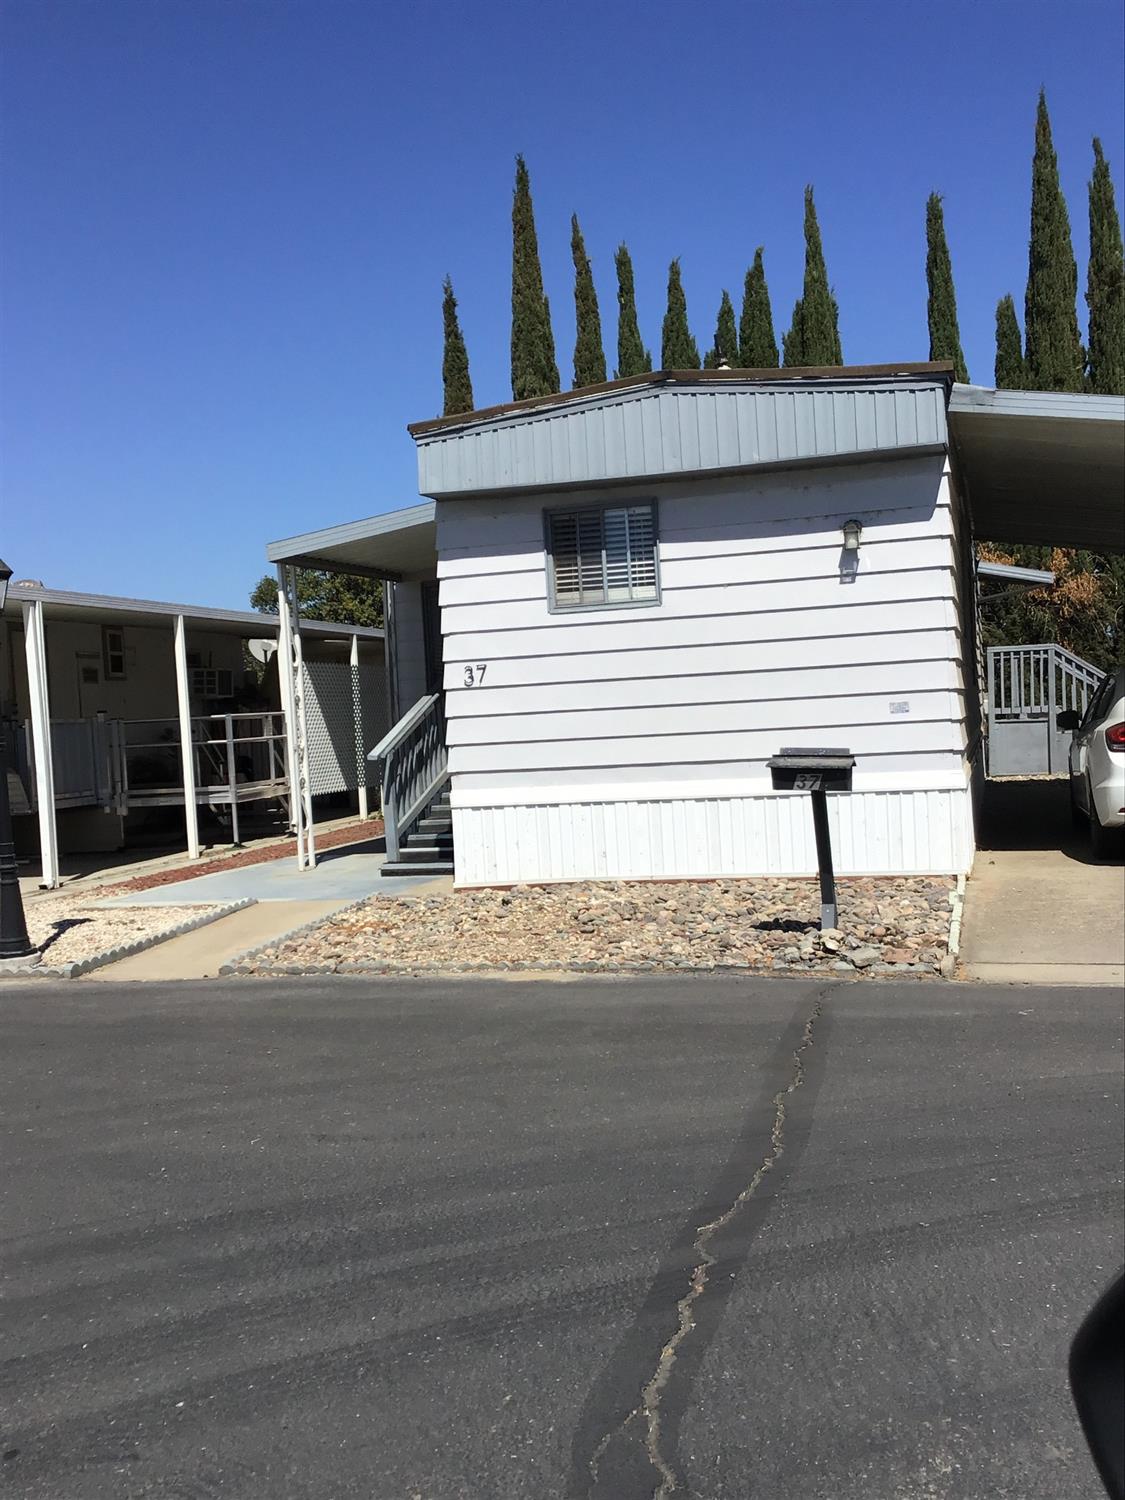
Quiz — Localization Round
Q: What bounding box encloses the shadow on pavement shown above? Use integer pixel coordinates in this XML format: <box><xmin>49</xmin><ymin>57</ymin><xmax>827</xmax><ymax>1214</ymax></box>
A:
<box><xmin>976</xmin><ymin>778</ymin><xmax>1122</xmax><ymax>867</ymax></box>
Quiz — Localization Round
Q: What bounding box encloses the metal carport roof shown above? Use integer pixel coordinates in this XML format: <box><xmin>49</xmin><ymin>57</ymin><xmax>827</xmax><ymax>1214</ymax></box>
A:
<box><xmin>949</xmin><ymin>385</ymin><xmax>1125</xmax><ymax>553</ymax></box>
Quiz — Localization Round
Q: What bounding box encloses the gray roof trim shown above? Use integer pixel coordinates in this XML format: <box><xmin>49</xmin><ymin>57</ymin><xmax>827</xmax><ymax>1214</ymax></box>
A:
<box><xmin>2</xmin><ymin>583</ymin><xmax>384</xmax><ymax>638</ymax></box>
<box><xmin>950</xmin><ymin>383</ymin><xmax>1125</xmax><ymax>423</ymax></box>
<box><xmin>266</xmin><ymin>502</ymin><xmax>436</xmax><ymax>564</ymax></box>
<box><xmin>415</xmin><ymin>376</ymin><xmax>950</xmax><ymax>498</ymax></box>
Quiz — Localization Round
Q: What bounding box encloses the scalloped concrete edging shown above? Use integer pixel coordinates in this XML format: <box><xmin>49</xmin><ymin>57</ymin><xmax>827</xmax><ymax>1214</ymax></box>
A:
<box><xmin>6</xmin><ymin>898</ymin><xmax>258</xmax><ymax>981</ymax></box>
<box><xmin>217</xmin><ymin>898</ymin><xmax>369</xmax><ymax>976</ymax></box>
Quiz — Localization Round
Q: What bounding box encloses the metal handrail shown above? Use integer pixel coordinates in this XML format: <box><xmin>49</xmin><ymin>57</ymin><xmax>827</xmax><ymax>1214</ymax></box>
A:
<box><xmin>367</xmin><ymin>694</ymin><xmax>440</xmax><ymax>764</ymax></box>
<box><xmin>368</xmin><ymin>694</ymin><xmax>447</xmax><ymax>862</ymax></box>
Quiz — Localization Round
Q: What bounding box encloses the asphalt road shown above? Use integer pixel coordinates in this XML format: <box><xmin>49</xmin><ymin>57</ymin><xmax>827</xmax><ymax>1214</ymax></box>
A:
<box><xmin>1</xmin><ymin>975</ymin><xmax>1121</xmax><ymax>1500</ymax></box>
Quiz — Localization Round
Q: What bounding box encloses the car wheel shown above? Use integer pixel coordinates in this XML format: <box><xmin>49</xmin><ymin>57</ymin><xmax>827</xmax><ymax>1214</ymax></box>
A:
<box><xmin>1088</xmin><ymin>787</ymin><xmax>1121</xmax><ymax>860</ymax></box>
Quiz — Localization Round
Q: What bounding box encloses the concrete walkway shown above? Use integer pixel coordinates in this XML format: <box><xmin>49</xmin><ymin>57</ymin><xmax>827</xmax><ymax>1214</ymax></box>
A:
<box><xmin>960</xmin><ymin>779</ymin><xmax>1124</xmax><ymax>985</ymax></box>
<box><xmin>87</xmin><ymin>845</ymin><xmax>451</xmax><ymax>981</ymax></box>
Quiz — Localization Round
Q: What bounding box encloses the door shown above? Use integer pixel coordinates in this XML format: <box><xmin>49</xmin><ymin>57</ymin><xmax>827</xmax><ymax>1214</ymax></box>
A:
<box><xmin>421</xmin><ymin>581</ymin><xmax>443</xmax><ymax>697</ymax></box>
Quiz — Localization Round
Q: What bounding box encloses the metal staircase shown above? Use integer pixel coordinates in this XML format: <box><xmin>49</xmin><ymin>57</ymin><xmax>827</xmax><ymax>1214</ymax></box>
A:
<box><xmin>380</xmin><ymin>782</ymin><xmax>453</xmax><ymax>876</ymax></box>
<box><xmin>367</xmin><ymin>693</ymin><xmax>453</xmax><ymax>878</ymax></box>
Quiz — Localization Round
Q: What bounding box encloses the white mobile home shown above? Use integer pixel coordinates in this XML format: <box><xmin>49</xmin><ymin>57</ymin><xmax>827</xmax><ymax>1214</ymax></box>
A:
<box><xmin>267</xmin><ymin>365</ymin><xmax>1125</xmax><ymax>886</ymax></box>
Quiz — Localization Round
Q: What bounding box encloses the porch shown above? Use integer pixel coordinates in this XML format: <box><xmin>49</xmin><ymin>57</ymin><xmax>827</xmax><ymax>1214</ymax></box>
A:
<box><xmin>1</xmin><ymin>582</ymin><xmax>387</xmax><ymax>888</ymax></box>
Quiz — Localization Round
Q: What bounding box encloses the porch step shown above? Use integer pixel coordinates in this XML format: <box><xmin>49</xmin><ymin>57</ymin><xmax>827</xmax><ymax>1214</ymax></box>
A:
<box><xmin>380</xmin><ymin>779</ymin><xmax>454</xmax><ymax>878</ymax></box>
<box><xmin>380</xmin><ymin>860</ymin><xmax>454</xmax><ymax>878</ymax></box>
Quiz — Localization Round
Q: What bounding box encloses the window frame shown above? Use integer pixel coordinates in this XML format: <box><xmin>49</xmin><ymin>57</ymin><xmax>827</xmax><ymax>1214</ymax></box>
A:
<box><xmin>102</xmin><ymin>625</ymin><xmax>127</xmax><ymax>680</ymax></box>
<box><xmin>543</xmin><ymin>498</ymin><xmax>661</xmax><ymax>614</ymax></box>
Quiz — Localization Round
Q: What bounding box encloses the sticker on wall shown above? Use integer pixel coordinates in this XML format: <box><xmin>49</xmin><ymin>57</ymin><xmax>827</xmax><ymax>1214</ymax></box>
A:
<box><xmin>889</xmin><ymin>701</ymin><xmax>910</xmax><ymax>715</ymax></box>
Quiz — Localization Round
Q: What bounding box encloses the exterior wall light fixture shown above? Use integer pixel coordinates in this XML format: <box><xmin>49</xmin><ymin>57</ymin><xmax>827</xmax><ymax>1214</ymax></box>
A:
<box><xmin>842</xmin><ymin>519</ymin><xmax>863</xmax><ymax>553</ymax></box>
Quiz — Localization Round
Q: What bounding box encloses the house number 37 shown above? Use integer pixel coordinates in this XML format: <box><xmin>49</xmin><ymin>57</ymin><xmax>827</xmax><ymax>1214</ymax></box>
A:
<box><xmin>463</xmin><ymin>664</ymin><xmax>488</xmax><ymax>687</ymax></box>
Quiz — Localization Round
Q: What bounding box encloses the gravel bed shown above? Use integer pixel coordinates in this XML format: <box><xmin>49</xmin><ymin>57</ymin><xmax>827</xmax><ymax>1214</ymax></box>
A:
<box><xmin>21</xmin><ymin>898</ymin><xmax>227</xmax><ymax>971</ymax></box>
<box><xmin>233</xmin><ymin>876</ymin><xmax>958</xmax><ymax>978</ymax></box>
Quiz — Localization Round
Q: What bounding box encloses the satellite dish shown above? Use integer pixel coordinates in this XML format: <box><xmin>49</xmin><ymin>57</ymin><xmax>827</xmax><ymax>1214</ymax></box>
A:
<box><xmin>248</xmin><ymin>638</ymin><xmax>278</xmax><ymax>665</ymax></box>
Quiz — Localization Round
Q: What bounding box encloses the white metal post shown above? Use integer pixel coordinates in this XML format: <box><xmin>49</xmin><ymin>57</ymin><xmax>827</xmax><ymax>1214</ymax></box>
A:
<box><xmin>277</xmin><ymin>566</ymin><xmax>315</xmax><ymax>869</ymax></box>
<box><xmin>351</xmin><ymin>631</ymin><xmax>369</xmax><ymax>821</ymax></box>
<box><xmin>173</xmin><ymin>614</ymin><xmax>201</xmax><ymax>860</ymax></box>
<box><xmin>223</xmin><ymin>713</ymin><xmax>241</xmax><ymax>847</ymax></box>
<box><xmin>21</xmin><ymin>599</ymin><xmax>60</xmax><ymax>889</ymax></box>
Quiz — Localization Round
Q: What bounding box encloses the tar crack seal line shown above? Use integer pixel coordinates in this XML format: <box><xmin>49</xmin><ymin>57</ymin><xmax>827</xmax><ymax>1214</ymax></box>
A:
<box><xmin>592</xmin><ymin>997</ymin><xmax>823</xmax><ymax>1499</ymax></box>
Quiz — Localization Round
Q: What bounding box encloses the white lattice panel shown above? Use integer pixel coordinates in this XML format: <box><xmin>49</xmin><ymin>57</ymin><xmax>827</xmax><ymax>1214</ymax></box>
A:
<box><xmin>302</xmin><ymin>660</ymin><xmax>387</xmax><ymax>795</ymax></box>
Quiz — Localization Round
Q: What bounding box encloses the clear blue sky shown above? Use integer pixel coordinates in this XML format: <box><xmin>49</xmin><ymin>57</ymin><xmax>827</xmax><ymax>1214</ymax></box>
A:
<box><xmin>2</xmin><ymin>0</ymin><xmax>1122</xmax><ymax>607</ymax></box>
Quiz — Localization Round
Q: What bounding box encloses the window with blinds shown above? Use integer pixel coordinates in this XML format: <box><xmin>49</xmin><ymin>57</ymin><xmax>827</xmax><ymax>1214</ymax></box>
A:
<box><xmin>546</xmin><ymin>502</ymin><xmax>659</xmax><ymax>610</ymax></box>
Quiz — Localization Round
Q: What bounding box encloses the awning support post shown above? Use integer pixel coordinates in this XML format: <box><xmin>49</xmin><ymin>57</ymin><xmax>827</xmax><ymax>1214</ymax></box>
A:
<box><xmin>21</xmin><ymin>598</ymin><xmax>60</xmax><ymax>890</ymax></box>
<box><xmin>173</xmin><ymin>614</ymin><xmax>201</xmax><ymax>860</ymax></box>
<box><xmin>277</xmin><ymin>566</ymin><xmax>315</xmax><ymax>869</ymax></box>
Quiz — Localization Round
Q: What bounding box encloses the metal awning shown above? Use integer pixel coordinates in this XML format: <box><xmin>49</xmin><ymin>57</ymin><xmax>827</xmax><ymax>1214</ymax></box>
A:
<box><xmin>266</xmin><ymin>502</ymin><xmax>437</xmax><ymax>582</ymax></box>
<box><xmin>949</xmin><ymin>385</ymin><xmax>1125</xmax><ymax>553</ymax></box>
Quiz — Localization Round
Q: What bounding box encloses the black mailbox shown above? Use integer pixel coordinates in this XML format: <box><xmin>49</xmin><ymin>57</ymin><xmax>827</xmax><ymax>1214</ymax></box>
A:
<box><xmin>766</xmin><ymin>747</ymin><xmax>856</xmax><ymax>793</ymax></box>
<box><xmin>766</xmin><ymin>747</ymin><xmax>856</xmax><ymax>930</ymax></box>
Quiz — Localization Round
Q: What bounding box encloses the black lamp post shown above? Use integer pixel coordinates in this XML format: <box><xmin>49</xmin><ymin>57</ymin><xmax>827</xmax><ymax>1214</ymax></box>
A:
<box><xmin>0</xmin><ymin>558</ymin><xmax>38</xmax><ymax>963</ymax></box>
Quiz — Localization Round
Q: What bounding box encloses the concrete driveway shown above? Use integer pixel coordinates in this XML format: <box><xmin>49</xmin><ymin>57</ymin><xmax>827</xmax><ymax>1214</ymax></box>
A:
<box><xmin>2</xmin><ymin>974</ymin><xmax>1121</xmax><ymax>1499</ymax></box>
<box><xmin>960</xmin><ymin>778</ymin><xmax>1124</xmax><ymax>984</ymax></box>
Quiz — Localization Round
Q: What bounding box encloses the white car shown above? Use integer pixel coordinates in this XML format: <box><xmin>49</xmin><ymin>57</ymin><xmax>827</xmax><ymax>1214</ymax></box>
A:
<box><xmin>1058</xmin><ymin>666</ymin><xmax>1125</xmax><ymax>858</ymax></box>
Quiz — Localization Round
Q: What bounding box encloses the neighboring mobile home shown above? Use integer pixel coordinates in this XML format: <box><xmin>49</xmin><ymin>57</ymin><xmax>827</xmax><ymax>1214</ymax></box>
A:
<box><xmin>266</xmin><ymin>364</ymin><xmax>1125</xmax><ymax>886</ymax></box>
<box><xmin>0</xmin><ymin>581</ymin><xmax>386</xmax><ymax>884</ymax></box>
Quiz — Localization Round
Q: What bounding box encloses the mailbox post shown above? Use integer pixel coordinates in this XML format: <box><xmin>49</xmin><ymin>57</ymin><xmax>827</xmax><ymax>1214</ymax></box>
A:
<box><xmin>766</xmin><ymin>747</ymin><xmax>856</xmax><ymax>931</ymax></box>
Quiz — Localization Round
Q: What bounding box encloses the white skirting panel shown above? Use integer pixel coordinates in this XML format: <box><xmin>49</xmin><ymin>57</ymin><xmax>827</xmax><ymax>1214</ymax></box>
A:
<box><xmin>452</xmin><ymin>786</ymin><xmax>975</xmax><ymax>886</ymax></box>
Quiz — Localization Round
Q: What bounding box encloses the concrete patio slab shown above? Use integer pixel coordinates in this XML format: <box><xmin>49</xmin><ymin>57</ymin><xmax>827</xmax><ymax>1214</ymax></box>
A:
<box><xmin>102</xmin><ymin>839</ymin><xmax>451</xmax><ymax>906</ymax></box>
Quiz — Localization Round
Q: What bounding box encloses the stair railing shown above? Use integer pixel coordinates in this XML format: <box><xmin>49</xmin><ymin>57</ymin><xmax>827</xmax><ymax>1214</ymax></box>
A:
<box><xmin>367</xmin><ymin>693</ymin><xmax>447</xmax><ymax>863</ymax></box>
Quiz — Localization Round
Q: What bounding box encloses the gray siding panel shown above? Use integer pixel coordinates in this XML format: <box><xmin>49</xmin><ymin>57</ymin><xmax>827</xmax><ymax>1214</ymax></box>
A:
<box><xmin>416</xmin><ymin>381</ymin><xmax>949</xmax><ymax>497</ymax></box>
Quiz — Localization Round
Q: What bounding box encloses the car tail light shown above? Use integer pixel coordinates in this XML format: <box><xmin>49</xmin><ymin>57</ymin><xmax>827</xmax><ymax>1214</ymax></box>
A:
<box><xmin>1105</xmin><ymin>722</ymin><xmax>1125</xmax><ymax>752</ymax></box>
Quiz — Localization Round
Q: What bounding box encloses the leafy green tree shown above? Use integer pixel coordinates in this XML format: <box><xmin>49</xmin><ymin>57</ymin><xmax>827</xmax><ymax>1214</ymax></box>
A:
<box><xmin>925</xmin><ymin>194</ymin><xmax>968</xmax><ymax>382</ymax></box>
<box><xmin>570</xmin><ymin>214</ymin><xmax>607</xmax><ymax>388</ymax></box>
<box><xmin>738</xmin><ymin>248</ymin><xmax>778</xmax><ymax>367</ymax></box>
<box><xmin>1086</xmin><ymin>137</ymin><xmax>1125</xmax><ymax>395</ymax></box>
<box><xmin>703</xmin><ymin>290</ymin><xmax>738</xmax><ymax>368</ymax></box>
<box><xmin>251</xmin><ymin>571</ymin><xmax>384</xmax><ymax>628</ymax></box>
<box><xmin>994</xmin><ymin>294</ymin><xmax>1026</xmax><ymax>388</ymax></box>
<box><xmin>661</xmin><ymin>258</ymin><xmax>700</xmax><ymax>368</ymax></box>
<box><xmin>510</xmin><ymin>155</ymin><xmax>560</xmax><ymax>399</ymax></box>
<box><xmin>782</xmin><ymin>186</ymin><xmax>842</xmax><ymax>366</ymax></box>
<box><xmin>1024</xmin><ymin>91</ymin><xmax>1084</xmax><ymax>391</ymax></box>
<box><xmin>441</xmin><ymin>276</ymin><xmax>474</xmax><ymax>415</ymax></box>
<box><xmin>614</xmin><ymin>242</ymin><xmax>652</xmax><ymax>377</ymax></box>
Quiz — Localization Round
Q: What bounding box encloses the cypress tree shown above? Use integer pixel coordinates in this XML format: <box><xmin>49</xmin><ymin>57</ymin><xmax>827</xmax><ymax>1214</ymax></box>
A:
<box><xmin>783</xmin><ymin>186</ymin><xmax>842</xmax><ymax>366</ymax></box>
<box><xmin>570</xmin><ymin>214</ymin><xmax>607</xmax><ymax>389</ymax></box>
<box><xmin>925</xmin><ymin>193</ymin><xmax>969</xmax><ymax>382</ymax></box>
<box><xmin>703</xmin><ymin>290</ymin><xmax>739</xmax><ymax>368</ymax></box>
<box><xmin>739</xmin><ymin>248</ymin><xmax>778</xmax><ymax>367</ymax></box>
<box><xmin>1086</xmin><ymin>137</ymin><xmax>1125</xmax><ymax>395</ymax></box>
<box><xmin>1024</xmin><ymin>91</ymin><xmax>1084</xmax><ymax>391</ymax></box>
<box><xmin>510</xmin><ymin>154</ymin><xmax>560</xmax><ymax>400</ymax></box>
<box><xmin>614</xmin><ymin>242</ymin><xmax>652</xmax><ymax>378</ymax></box>
<box><xmin>994</xmin><ymin>294</ymin><xmax>1027</xmax><ymax>388</ymax></box>
<box><xmin>440</xmin><ymin>276</ymin><xmax>474</xmax><ymax>416</ymax></box>
<box><xmin>661</xmin><ymin>258</ymin><xmax>700</xmax><ymax>368</ymax></box>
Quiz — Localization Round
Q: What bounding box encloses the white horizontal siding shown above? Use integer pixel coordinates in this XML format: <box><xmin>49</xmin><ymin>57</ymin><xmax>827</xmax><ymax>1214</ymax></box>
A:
<box><xmin>452</xmin><ymin>752</ymin><xmax>968</xmax><ymax>791</ymax></box>
<box><xmin>449</xmin><ymin>717</ymin><xmax>966</xmax><ymax>773</ymax></box>
<box><xmin>442</xmin><ymin>630</ymin><xmax>958</xmax><ymax>690</ymax></box>
<box><xmin>452</xmin><ymin>786</ymin><xmax>974</xmax><ymax>884</ymax></box>
<box><xmin>446</xmin><ymin>659</ymin><xmax>961</xmax><ymax>716</ymax></box>
<box><xmin>448</xmin><ymin>691</ymin><xmax>963</xmax><ymax>745</ymax></box>
<box><xmin>444</xmin><ymin>596</ymin><xmax>959</xmax><ymax>662</ymax></box>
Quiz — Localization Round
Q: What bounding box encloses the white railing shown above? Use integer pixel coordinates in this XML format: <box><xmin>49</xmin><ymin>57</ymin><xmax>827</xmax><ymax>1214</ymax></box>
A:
<box><xmin>367</xmin><ymin>693</ymin><xmax>446</xmax><ymax>862</ymax></box>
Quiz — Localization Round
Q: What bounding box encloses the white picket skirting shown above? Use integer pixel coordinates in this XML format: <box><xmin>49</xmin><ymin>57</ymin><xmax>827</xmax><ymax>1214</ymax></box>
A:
<box><xmin>451</xmin><ymin>783</ymin><xmax>975</xmax><ymax>886</ymax></box>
